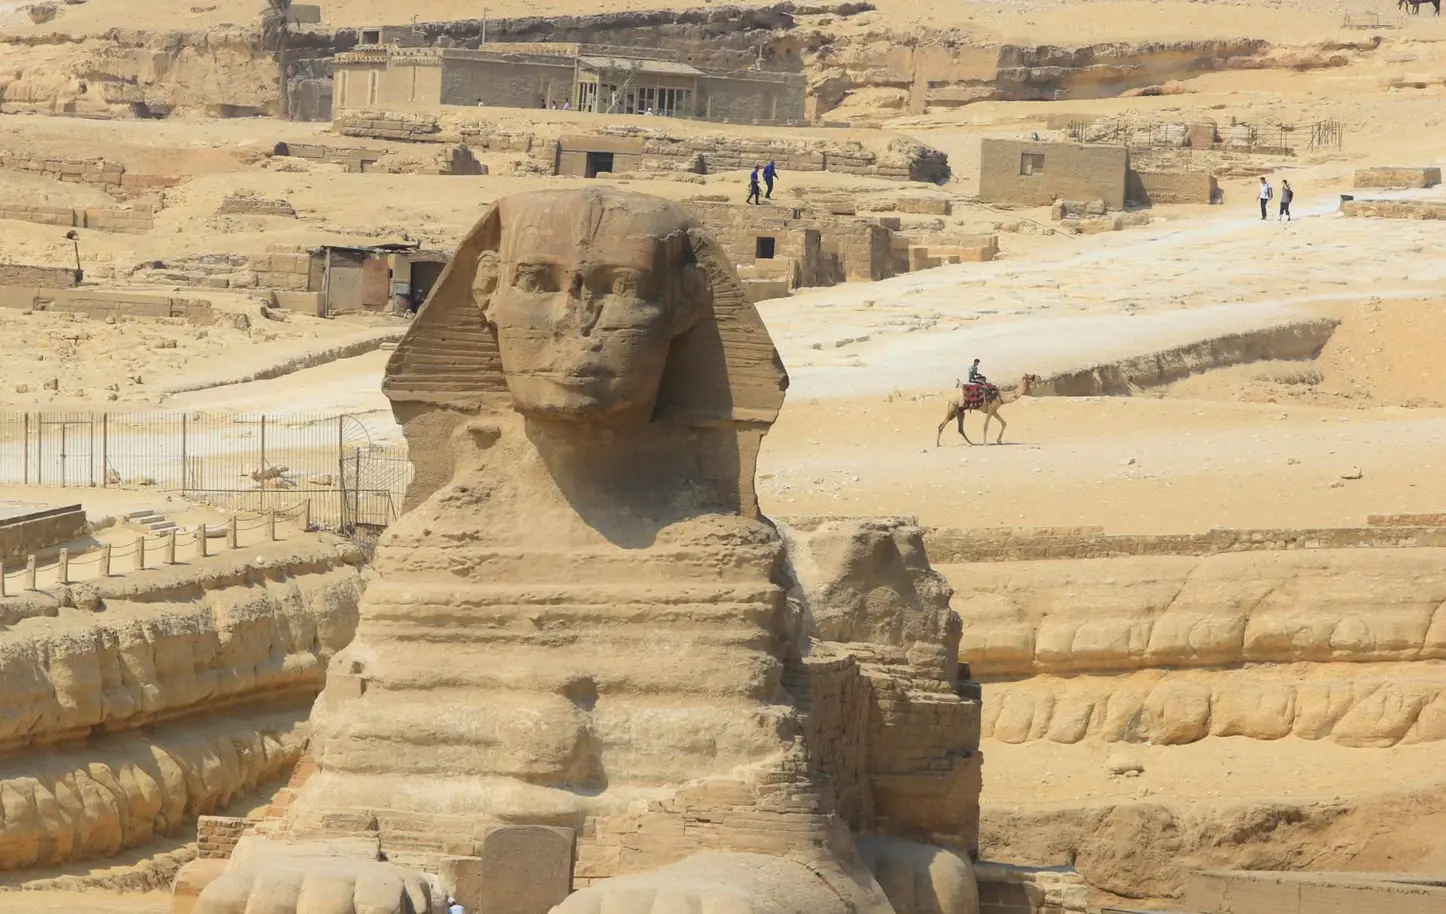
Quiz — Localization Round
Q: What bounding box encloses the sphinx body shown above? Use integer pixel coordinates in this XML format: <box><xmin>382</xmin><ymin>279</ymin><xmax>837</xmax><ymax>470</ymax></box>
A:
<box><xmin>182</xmin><ymin>189</ymin><xmax>981</xmax><ymax>914</ymax></box>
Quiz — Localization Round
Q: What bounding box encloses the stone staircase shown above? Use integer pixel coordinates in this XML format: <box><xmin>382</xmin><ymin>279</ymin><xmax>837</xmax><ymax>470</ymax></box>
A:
<box><xmin>247</xmin><ymin>752</ymin><xmax>319</xmax><ymax>837</ymax></box>
<box><xmin>125</xmin><ymin>508</ymin><xmax>178</xmax><ymax>536</ymax></box>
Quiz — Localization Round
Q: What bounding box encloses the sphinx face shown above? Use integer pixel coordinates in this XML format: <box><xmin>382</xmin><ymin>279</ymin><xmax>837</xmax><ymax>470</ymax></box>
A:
<box><xmin>480</xmin><ymin>193</ymin><xmax>703</xmax><ymax>423</ymax></box>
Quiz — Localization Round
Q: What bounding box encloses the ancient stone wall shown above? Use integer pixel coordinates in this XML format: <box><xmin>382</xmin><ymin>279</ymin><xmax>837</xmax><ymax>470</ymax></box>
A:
<box><xmin>218</xmin><ymin>195</ymin><xmax>297</xmax><ymax>217</ymax></box>
<box><xmin>0</xmin><ymin>504</ymin><xmax>87</xmax><ymax>561</ymax></box>
<box><xmin>1126</xmin><ymin>167</ymin><xmax>1218</xmax><ymax>205</ymax></box>
<box><xmin>198</xmin><ymin>816</ymin><xmax>252</xmax><ymax>860</ymax></box>
<box><xmin>250</xmin><ymin>247</ymin><xmax>320</xmax><ymax>292</ymax></box>
<box><xmin>272</xmin><ymin>142</ymin><xmax>388</xmax><ymax>172</ymax></box>
<box><xmin>0</xmin><ymin>203</ymin><xmax>155</xmax><ymax>233</ymax></box>
<box><xmin>0</xmin><ymin>263</ymin><xmax>80</xmax><ymax>288</ymax></box>
<box><xmin>0</xmin><ymin>153</ymin><xmax>124</xmax><ymax>188</ymax></box>
<box><xmin>926</xmin><ymin>522</ymin><xmax>1446</xmax><ymax>563</ymax></box>
<box><xmin>1352</xmin><ymin>166</ymin><xmax>1441</xmax><ymax>189</ymax></box>
<box><xmin>1029</xmin><ymin>316</ymin><xmax>1338</xmax><ymax>396</ymax></box>
<box><xmin>333</xmin><ymin>112</ymin><xmax>951</xmax><ymax>183</ymax></box>
<box><xmin>0</xmin><ymin>539</ymin><xmax>365</xmax><ymax>869</ymax></box>
<box><xmin>4</xmin><ymin>289</ymin><xmax>224</xmax><ymax>325</ymax></box>
<box><xmin>1188</xmin><ymin>870</ymin><xmax>1446</xmax><ymax>914</ymax></box>
<box><xmin>927</xmin><ymin>523</ymin><xmax>1446</xmax><ymax>747</ymax></box>
<box><xmin>1342</xmin><ymin>198</ymin><xmax>1446</xmax><ymax>219</ymax></box>
<box><xmin>979</xmin><ymin>139</ymin><xmax>1128</xmax><ymax>209</ymax></box>
<box><xmin>975</xmin><ymin>862</ymin><xmax>1090</xmax><ymax>914</ymax></box>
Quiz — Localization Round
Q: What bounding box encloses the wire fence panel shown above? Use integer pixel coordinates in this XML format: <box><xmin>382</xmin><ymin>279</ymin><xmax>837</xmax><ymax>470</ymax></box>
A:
<box><xmin>0</xmin><ymin>411</ymin><xmax>411</xmax><ymax>533</ymax></box>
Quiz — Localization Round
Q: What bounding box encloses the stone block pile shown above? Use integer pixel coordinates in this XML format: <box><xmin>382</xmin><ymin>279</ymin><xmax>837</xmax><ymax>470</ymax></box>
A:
<box><xmin>1352</xmin><ymin>166</ymin><xmax>1441</xmax><ymax>189</ymax></box>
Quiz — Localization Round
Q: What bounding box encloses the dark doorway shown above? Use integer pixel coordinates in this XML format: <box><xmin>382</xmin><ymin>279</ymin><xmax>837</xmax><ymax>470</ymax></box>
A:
<box><xmin>585</xmin><ymin>151</ymin><xmax>615</xmax><ymax>178</ymax></box>
<box><xmin>755</xmin><ymin>236</ymin><xmax>777</xmax><ymax>259</ymax></box>
<box><xmin>410</xmin><ymin>261</ymin><xmax>445</xmax><ymax>311</ymax></box>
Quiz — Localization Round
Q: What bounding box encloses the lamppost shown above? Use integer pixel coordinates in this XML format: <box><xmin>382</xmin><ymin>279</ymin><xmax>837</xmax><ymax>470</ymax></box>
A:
<box><xmin>64</xmin><ymin>229</ymin><xmax>83</xmax><ymax>282</ymax></box>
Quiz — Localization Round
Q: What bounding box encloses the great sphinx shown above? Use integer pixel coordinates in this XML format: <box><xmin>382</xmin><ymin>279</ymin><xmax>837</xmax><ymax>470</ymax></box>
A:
<box><xmin>179</xmin><ymin>188</ymin><xmax>981</xmax><ymax>914</ymax></box>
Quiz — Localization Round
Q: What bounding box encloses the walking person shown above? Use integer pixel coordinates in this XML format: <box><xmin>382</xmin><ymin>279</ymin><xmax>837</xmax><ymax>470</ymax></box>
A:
<box><xmin>763</xmin><ymin>159</ymin><xmax>778</xmax><ymax>199</ymax></box>
<box><xmin>1278</xmin><ymin>179</ymin><xmax>1294</xmax><ymax>222</ymax></box>
<box><xmin>746</xmin><ymin>165</ymin><xmax>762</xmax><ymax>205</ymax></box>
<box><xmin>1258</xmin><ymin>177</ymin><xmax>1272</xmax><ymax>220</ymax></box>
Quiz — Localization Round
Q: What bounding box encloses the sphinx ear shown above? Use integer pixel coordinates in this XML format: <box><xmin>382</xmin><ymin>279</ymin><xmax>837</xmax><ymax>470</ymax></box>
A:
<box><xmin>670</xmin><ymin>228</ymin><xmax>715</xmax><ymax>336</ymax></box>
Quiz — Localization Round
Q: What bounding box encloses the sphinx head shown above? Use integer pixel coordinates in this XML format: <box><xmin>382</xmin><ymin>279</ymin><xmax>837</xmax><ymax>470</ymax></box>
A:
<box><xmin>473</xmin><ymin>189</ymin><xmax>714</xmax><ymax>425</ymax></box>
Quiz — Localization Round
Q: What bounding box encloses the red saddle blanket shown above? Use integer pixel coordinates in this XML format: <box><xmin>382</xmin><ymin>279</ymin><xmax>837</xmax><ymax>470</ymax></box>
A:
<box><xmin>963</xmin><ymin>383</ymin><xmax>997</xmax><ymax>406</ymax></box>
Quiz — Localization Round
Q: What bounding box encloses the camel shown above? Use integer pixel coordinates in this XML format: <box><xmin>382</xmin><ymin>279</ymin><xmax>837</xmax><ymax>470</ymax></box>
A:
<box><xmin>935</xmin><ymin>373</ymin><xmax>1040</xmax><ymax>446</ymax></box>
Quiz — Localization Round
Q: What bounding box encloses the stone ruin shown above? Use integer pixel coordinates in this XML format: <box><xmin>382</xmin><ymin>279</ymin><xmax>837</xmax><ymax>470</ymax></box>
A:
<box><xmin>174</xmin><ymin>187</ymin><xmax>984</xmax><ymax>913</ymax></box>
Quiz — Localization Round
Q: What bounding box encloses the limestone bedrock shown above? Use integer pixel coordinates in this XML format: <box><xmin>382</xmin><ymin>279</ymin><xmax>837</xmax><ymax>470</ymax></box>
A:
<box><xmin>184</xmin><ymin>188</ymin><xmax>982</xmax><ymax>914</ymax></box>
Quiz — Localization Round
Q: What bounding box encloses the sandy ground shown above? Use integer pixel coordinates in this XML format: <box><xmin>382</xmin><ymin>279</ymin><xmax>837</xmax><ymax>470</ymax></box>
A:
<box><xmin>982</xmin><ymin>736</ymin><xmax>1446</xmax><ymax>806</ymax></box>
<box><xmin>0</xmin><ymin>893</ymin><xmax>169</xmax><ymax>913</ymax></box>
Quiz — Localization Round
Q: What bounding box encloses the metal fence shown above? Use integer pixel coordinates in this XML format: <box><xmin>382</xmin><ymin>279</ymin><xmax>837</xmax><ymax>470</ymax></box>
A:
<box><xmin>0</xmin><ymin>411</ymin><xmax>411</xmax><ymax>532</ymax></box>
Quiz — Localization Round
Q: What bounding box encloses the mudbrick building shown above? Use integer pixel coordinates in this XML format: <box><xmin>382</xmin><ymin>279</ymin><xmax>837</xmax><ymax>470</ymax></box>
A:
<box><xmin>979</xmin><ymin>138</ymin><xmax>1219</xmax><ymax>209</ymax></box>
<box><xmin>333</xmin><ymin>37</ymin><xmax>806</xmax><ymax>125</ymax></box>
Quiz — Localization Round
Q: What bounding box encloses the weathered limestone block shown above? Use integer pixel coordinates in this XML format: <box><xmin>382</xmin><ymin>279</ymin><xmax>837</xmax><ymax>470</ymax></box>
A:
<box><xmin>440</xmin><ymin>826</ymin><xmax>573</xmax><ymax>914</ymax></box>
<box><xmin>977</xmin><ymin>665</ymin><xmax>1446</xmax><ymax>746</ymax></box>
<box><xmin>0</xmin><ymin>710</ymin><xmax>305</xmax><ymax>871</ymax></box>
<box><xmin>0</xmin><ymin>543</ymin><xmax>364</xmax><ymax>755</ymax></box>
<box><xmin>1352</xmin><ymin>166</ymin><xmax>1441</xmax><ymax>189</ymax></box>
<box><xmin>946</xmin><ymin>549</ymin><xmax>1446</xmax><ymax>677</ymax></box>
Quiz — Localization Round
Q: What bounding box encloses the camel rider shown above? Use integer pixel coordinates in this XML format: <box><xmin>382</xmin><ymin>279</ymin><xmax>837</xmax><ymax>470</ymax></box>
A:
<box><xmin>967</xmin><ymin>359</ymin><xmax>997</xmax><ymax>401</ymax></box>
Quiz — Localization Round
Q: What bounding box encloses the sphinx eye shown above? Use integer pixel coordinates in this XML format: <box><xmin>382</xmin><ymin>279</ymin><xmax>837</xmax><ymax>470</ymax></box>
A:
<box><xmin>512</xmin><ymin>264</ymin><xmax>558</xmax><ymax>293</ymax></box>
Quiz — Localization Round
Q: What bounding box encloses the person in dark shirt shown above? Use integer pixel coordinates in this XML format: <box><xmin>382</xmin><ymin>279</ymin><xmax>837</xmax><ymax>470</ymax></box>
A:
<box><xmin>763</xmin><ymin>160</ymin><xmax>777</xmax><ymax>199</ymax></box>
<box><xmin>1278</xmin><ymin>179</ymin><xmax>1294</xmax><ymax>222</ymax></box>
<box><xmin>747</xmin><ymin>165</ymin><xmax>762</xmax><ymax>205</ymax></box>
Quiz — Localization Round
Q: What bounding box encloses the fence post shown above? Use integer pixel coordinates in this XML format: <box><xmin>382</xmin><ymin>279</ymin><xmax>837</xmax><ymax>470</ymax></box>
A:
<box><xmin>181</xmin><ymin>413</ymin><xmax>188</xmax><ymax>495</ymax></box>
<box><xmin>305</xmin><ymin>498</ymin><xmax>312</xmax><ymax>531</ymax></box>
<box><xmin>260</xmin><ymin>414</ymin><xmax>268</xmax><ymax>516</ymax></box>
<box><xmin>101</xmin><ymin>413</ymin><xmax>109</xmax><ymax>488</ymax></box>
<box><xmin>23</xmin><ymin>412</ymin><xmax>29</xmax><ymax>485</ymax></box>
<box><xmin>137</xmin><ymin>535</ymin><xmax>146</xmax><ymax>571</ymax></box>
<box><xmin>24</xmin><ymin>555</ymin><xmax>36</xmax><ymax>591</ymax></box>
<box><xmin>100</xmin><ymin>544</ymin><xmax>112</xmax><ymax>578</ymax></box>
<box><xmin>58</xmin><ymin>549</ymin><xmax>69</xmax><ymax>585</ymax></box>
<box><xmin>268</xmin><ymin>510</ymin><xmax>277</xmax><ymax>542</ymax></box>
<box><xmin>228</xmin><ymin>516</ymin><xmax>239</xmax><ymax>550</ymax></box>
<box><xmin>166</xmin><ymin>531</ymin><xmax>177</xmax><ymax>565</ymax></box>
<box><xmin>198</xmin><ymin>527</ymin><xmax>209</xmax><ymax>559</ymax></box>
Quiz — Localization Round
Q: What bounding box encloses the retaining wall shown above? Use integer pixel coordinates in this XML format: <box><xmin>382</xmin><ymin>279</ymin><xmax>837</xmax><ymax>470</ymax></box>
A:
<box><xmin>0</xmin><ymin>202</ymin><xmax>155</xmax><ymax>233</ymax></box>
<box><xmin>0</xmin><ymin>263</ymin><xmax>80</xmax><ymax>287</ymax></box>
<box><xmin>0</xmin><ymin>504</ymin><xmax>87</xmax><ymax>561</ymax></box>
<box><xmin>926</xmin><ymin>522</ymin><xmax>1446</xmax><ymax>563</ymax></box>
<box><xmin>1127</xmin><ymin>168</ymin><xmax>1217</xmax><ymax>204</ymax></box>
<box><xmin>1188</xmin><ymin>870</ymin><xmax>1446</xmax><ymax>914</ymax></box>
<box><xmin>1342</xmin><ymin>198</ymin><xmax>1446</xmax><ymax>219</ymax></box>
<box><xmin>0</xmin><ymin>287</ymin><xmax>224</xmax><ymax>325</ymax></box>
<box><xmin>1352</xmin><ymin>166</ymin><xmax>1441</xmax><ymax>189</ymax></box>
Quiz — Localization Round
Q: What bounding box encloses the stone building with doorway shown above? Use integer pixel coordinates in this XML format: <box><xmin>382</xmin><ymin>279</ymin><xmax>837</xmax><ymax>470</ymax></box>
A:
<box><xmin>332</xmin><ymin>38</ymin><xmax>805</xmax><ymax>125</ymax></box>
<box><xmin>979</xmin><ymin>138</ymin><xmax>1219</xmax><ymax>208</ymax></box>
<box><xmin>979</xmin><ymin>139</ymin><xmax>1130</xmax><ymax>210</ymax></box>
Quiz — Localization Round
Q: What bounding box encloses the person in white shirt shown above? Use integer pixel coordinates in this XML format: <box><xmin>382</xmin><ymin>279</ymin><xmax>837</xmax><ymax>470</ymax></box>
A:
<box><xmin>447</xmin><ymin>897</ymin><xmax>465</xmax><ymax>914</ymax></box>
<box><xmin>1258</xmin><ymin>177</ymin><xmax>1272</xmax><ymax>220</ymax></box>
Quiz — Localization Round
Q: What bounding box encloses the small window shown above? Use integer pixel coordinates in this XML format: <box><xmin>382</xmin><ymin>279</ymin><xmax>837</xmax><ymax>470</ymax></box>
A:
<box><xmin>362</xmin><ymin>29</ymin><xmax>381</xmax><ymax>44</ymax></box>
<box><xmin>1020</xmin><ymin>153</ymin><xmax>1045</xmax><ymax>176</ymax></box>
<box><xmin>755</xmin><ymin>237</ymin><xmax>776</xmax><ymax>259</ymax></box>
